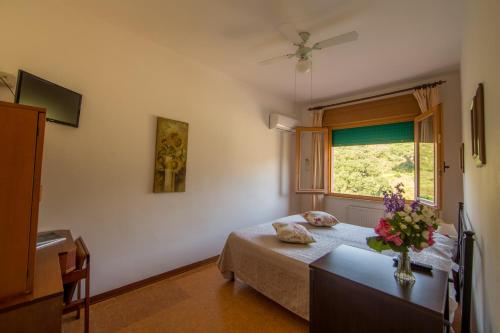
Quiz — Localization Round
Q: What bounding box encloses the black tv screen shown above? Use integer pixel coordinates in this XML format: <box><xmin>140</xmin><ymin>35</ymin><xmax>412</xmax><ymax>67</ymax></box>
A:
<box><xmin>15</xmin><ymin>70</ymin><xmax>82</xmax><ymax>127</ymax></box>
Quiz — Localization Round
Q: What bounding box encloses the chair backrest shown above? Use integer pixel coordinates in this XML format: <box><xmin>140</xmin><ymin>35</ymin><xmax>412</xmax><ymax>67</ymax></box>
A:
<box><xmin>74</xmin><ymin>237</ymin><xmax>89</xmax><ymax>270</ymax></box>
<box><xmin>63</xmin><ymin>237</ymin><xmax>90</xmax><ymax>304</ymax></box>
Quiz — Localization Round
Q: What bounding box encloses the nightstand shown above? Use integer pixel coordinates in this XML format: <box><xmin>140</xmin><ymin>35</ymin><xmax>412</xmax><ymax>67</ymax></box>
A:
<box><xmin>309</xmin><ymin>245</ymin><xmax>449</xmax><ymax>333</ymax></box>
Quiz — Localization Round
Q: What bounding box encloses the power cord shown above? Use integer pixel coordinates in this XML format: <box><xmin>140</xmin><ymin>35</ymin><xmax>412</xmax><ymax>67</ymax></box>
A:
<box><xmin>0</xmin><ymin>76</ymin><xmax>15</xmax><ymax>97</ymax></box>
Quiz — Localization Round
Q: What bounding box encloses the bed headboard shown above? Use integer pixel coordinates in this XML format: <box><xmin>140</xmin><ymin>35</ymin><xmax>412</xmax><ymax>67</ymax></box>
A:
<box><xmin>455</xmin><ymin>202</ymin><xmax>475</xmax><ymax>333</ymax></box>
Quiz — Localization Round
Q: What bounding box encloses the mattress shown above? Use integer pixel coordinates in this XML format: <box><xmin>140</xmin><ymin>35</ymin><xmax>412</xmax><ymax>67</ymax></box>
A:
<box><xmin>217</xmin><ymin>214</ymin><xmax>456</xmax><ymax>320</ymax></box>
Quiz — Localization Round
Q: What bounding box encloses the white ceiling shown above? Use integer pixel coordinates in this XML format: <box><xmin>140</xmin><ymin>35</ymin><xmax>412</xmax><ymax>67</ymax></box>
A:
<box><xmin>74</xmin><ymin>0</ymin><xmax>463</xmax><ymax>102</ymax></box>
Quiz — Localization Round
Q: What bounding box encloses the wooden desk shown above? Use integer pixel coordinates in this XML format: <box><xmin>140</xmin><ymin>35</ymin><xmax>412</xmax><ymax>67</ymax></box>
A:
<box><xmin>39</xmin><ymin>230</ymin><xmax>77</xmax><ymax>274</ymax></box>
<box><xmin>309</xmin><ymin>245</ymin><xmax>449</xmax><ymax>333</ymax></box>
<box><xmin>0</xmin><ymin>230</ymin><xmax>76</xmax><ymax>333</ymax></box>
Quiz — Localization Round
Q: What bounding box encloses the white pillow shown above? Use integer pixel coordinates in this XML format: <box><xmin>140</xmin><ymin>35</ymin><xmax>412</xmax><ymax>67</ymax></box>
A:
<box><xmin>437</xmin><ymin>223</ymin><xmax>458</xmax><ymax>239</ymax></box>
<box><xmin>272</xmin><ymin>222</ymin><xmax>316</xmax><ymax>244</ymax></box>
<box><xmin>302</xmin><ymin>211</ymin><xmax>339</xmax><ymax>227</ymax></box>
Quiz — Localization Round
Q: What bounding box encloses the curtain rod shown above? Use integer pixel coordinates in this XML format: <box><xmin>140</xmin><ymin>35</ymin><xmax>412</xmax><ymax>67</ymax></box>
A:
<box><xmin>308</xmin><ymin>80</ymin><xmax>446</xmax><ymax>111</ymax></box>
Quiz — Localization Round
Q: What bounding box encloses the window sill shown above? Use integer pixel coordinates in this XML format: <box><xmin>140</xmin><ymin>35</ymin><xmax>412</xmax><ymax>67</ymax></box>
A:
<box><xmin>417</xmin><ymin>198</ymin><xmax>440</xmax><ymax>210</ymax></box>
<box><xmin>325</xmin><ymin>192</ymin><xmax>384</xmax><ymax>202</ymax></box>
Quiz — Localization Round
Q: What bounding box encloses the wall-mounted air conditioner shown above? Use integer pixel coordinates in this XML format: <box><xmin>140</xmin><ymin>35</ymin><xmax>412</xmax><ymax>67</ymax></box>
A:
<box><xmin>269</xmin><ymin>113</ymin><xmax>299</xmax><ymax>132</ymax></box>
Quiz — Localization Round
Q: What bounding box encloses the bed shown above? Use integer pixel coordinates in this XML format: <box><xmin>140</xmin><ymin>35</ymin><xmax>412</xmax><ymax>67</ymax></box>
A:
<box><xmin>217</xmin><ymin>213</ymin><xmax>457</xmax><ymax>320</ymax></box>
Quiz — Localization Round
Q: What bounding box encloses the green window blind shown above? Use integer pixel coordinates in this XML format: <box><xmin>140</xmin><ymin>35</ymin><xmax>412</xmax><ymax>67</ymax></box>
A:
<box><xmin>332</xmin><ymin>121</ymin><xmax>414</xmax><ymax>147</ymax></box>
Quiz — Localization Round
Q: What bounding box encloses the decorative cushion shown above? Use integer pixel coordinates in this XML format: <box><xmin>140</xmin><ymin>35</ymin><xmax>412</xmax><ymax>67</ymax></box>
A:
<box><xmin>302</xmin><ymin>211</ymin><xmax>339</xmax><ymax>227</ymax></box>
<box><xmin>437</xmin><ymin>223</ymin><xmax>458</xmax><ymax>239</ymax></box>
<box><xmin>272</xmin><ymin>222</ymin><xmax>316</xmax><ymax>244</ymax></box>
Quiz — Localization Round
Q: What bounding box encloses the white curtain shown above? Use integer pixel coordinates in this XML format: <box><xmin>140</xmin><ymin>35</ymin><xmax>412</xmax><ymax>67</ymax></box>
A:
<box><xmin>413</xmin><ymin>86</ymin><xmax>440</xmax><ymax>112</ymax></box>
<box><xmin>413</xmin><ymin>86</ymin><xmax>440</xmax><ymax>143</ymax></box>
<box><xmin>311</xmin><ymin>110</ymin><xmax>324</xmax><ymax>211</ymax></box>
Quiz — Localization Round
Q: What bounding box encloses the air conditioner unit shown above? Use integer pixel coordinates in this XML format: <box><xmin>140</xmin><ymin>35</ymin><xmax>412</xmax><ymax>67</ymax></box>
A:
<box><xmin>269</xmin><ymin>113</ymin><xmax>299</xmax><ymax>132</ymax></box>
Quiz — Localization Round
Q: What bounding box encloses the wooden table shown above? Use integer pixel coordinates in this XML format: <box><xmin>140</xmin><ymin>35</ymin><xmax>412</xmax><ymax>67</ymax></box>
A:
<box><xmin>0</xmin><ymin>230</ymin><xmax>76</xmax><ymax>333</ymax></box>
<box><xmin>309</xmin><ymin>245</ymin><xmax>449</xmax><ymax>333</ymax></box>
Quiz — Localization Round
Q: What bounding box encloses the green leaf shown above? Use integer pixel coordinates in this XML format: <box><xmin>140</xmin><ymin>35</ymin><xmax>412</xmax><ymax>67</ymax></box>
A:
<box><xmin>366</xmin><ymin>236</ymin><xmax>391</xmax><ymax>252</ymax></box>
<box><xmin>388</xmin><ymin>242</ymin><xmax>406</xmax><ymax>253</ymax></box>
<box><xmin>402</xmin><ymin>227</ymin><xmax>411</xmax><ymax>236</ymax></box>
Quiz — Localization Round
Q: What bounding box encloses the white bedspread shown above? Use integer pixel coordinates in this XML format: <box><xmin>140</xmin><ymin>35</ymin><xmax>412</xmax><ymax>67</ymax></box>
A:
<box><xmin>217</xmin><ymin>214</ymin><xmax>456</xmax><ymax>320</ymax></box>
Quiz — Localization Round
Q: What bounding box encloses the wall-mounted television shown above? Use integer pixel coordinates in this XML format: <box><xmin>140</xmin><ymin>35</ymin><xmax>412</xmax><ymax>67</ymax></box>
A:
<box><xmin>15</xmin><ymin>70</ymin><xmax>82</xmax><ymax>128</ymax></box>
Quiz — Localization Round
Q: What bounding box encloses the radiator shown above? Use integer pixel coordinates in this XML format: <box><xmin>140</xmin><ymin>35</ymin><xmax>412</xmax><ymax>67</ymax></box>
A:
<box><xmin>346</xmin><ymin>205</ymin><xmax>384</xmax><ymax>228</ymax></box>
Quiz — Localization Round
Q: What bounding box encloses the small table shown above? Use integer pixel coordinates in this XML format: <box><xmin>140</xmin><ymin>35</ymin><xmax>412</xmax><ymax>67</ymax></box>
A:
<box><xmin>0</xmin><ymin>230</ymin><xmax>76</xmax><ymax>333</ymax></box>
<box><xmin>309</xmin><ymin>245</ymin><xmax>449</xmax><ymax>333</ymax></box>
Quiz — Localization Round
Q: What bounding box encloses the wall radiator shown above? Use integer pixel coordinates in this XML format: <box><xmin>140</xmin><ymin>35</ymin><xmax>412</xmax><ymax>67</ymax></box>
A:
<box><xmin>347</xmin><ymin>206</ymin><xmax>385</xmax><ymax>228</ymax></box>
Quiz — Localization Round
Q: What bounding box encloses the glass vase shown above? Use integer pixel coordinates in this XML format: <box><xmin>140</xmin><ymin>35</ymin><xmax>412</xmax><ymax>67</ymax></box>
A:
<box><xmin>394</xmin><ymin>251</ymin><xmax>415</xmax><ymax>284</ymax></box>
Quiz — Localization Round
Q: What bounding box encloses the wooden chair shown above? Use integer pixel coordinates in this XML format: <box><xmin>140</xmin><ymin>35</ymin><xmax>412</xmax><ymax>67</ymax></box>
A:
<box><xmin>62</xmin><ymin>237</ymin><xmax>90</xmax><ymax>333</ymax></box>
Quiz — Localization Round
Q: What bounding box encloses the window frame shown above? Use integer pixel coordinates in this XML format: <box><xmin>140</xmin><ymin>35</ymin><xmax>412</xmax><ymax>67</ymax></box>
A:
<box><xmin>414</xmin><ymin>105</ymin><xmax>443</xmax><ymax>209</ymax></box>
<box><xmin>326</xmin><ymin>121</ymin><xmax>416</xmax><ymax>201</ymax></box>
<box><xmin>326</xmin><ymin>114</ymin><xmax>441</xmax><ymax>203</ymax></box>
<box><xmin>295</xmin><ymin>105</ymin><xmax>443</xmax><ymax>205</ymax></box>
<box><xmin>295</xmin><ymin>127</ymin><xmax>329</xmax><ymax>194</ymax></box>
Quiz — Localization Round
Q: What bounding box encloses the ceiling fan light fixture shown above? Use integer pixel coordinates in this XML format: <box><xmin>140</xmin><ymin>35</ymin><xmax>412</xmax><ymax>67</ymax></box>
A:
<box><xmin>296</xmin><ymin>58</ymin><xmax>312</xmax><ymax>73</ymax></box>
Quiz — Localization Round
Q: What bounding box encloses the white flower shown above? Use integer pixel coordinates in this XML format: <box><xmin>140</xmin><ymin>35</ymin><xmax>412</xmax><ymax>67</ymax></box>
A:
<box><xmin>404</xmin><ymin>216</ymin><xmax>412</xmax><ymax>223</ymax></box>
<box><xmin>423</xmin><ymin>206</ymin><xmax>434</xmax><ymax>218</ymax></box>
<box><xmin>424</xmin><ymin>217</ymin><xmax>433</xmax><ymax>226</ymax></box>
<box><xmin>414</xmin><ymin>224</ymin><xmax>420</xmax><ymax>230</ymax></box>
<box><xmin>412</xmin><ymin>213</ymin><xmax>422</xmax><ymax>222</ymax></box>
<box><xmin>400</xmin><ymin>223</ymin><xmax>407</xmax><ymax>230</ymax></box>
<box><xmin>404</xmin><ymin>204</ymin><xmax>412</xmax><ymax>213</ymax></box>
<box><xmin>420</xmin><ymin>242</ymin><xmax>429</xmax><ymax>249</ymax></box>
<box><xmin>398</xmin><ymin>211</ymin><xmax>408</xmax><ymax>219</ymax></box>
<box><xmin>385</xmin><ymin>212</ymin><xmax>394</xmax><ymax>220</ymax></box>
<box><xmin>422</xmin><ymin>230</ymin><xmax>430</xmax><ymax>239</ymax></box>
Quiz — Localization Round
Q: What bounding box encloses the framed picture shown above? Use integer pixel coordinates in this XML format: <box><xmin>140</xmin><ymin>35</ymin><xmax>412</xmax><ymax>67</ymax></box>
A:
<box><xmin>470</xmin><ymin>83</ymin><xmax>486</xmax><ymax>167</ymax></box>
<box><xmin>153</xmin><ymin>117</ymin><xmax>189</xmax><ymax>193</ymax></box>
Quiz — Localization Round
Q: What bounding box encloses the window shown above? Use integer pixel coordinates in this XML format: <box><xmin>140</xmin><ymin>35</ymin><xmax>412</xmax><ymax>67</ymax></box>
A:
<box><xmin>294</xmin><ymin>99</ymin><xmax>443</xmax><ymax>208</ymax></box>
<box><xmin>295</xmin><ymin>127</ymin><xmax>328</xmax><ymax>193</ymax></box>
<box><xmin>331</xmin><ymin>122</ymin><xmax>415</xmax><ymax>200</ymax></box>
<box><xmin>414</xmin><ymin>106</ymin><xmax>442</xmax><ymax>207</ymax></box>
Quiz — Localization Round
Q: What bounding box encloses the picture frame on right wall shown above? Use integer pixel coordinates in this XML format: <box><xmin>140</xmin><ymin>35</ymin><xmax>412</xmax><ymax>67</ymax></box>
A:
<box><xmin>470</xmin><ymin>83</ymin><xmax>486</xmax><ymax>167</ymax></box>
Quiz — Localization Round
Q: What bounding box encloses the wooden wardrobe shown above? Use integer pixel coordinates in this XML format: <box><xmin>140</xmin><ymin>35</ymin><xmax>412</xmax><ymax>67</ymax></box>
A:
<box><xmin>0</xmin><ymin>101</ymin><xmax>46</xmax><ymax>300</ymax></box>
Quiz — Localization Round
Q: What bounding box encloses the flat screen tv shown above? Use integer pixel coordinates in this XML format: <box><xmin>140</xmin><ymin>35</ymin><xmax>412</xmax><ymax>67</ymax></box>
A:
<box><xmin>15</xmin><ymin>70</ymin><xmax>82</xmax><ymax>127</ymax></box>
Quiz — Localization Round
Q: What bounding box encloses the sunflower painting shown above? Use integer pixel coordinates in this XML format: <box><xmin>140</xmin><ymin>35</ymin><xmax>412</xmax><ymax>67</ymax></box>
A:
<box><xmin>153</xmin><ymin>117</ymin><xmax>189</xmax><ymax>193</ymax></box>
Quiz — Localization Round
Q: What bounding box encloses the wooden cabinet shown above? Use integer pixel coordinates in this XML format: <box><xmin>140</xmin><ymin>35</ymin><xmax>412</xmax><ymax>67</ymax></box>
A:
<box><xmin>309</xmin><ymin>245</ymin><xmax>449</xmax><ymax>333</ymax></box>
<box><xmin>0</xmin><ymin>101</ymin><xmax>46</xmax><ymax>300</ymax></box>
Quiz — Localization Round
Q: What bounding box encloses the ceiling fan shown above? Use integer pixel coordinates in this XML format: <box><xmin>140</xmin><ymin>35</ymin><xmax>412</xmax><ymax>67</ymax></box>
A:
<box><xmin>260</xmin><ymin>23</ymin><xmax>359</xmax><ymax>73</ymax></box>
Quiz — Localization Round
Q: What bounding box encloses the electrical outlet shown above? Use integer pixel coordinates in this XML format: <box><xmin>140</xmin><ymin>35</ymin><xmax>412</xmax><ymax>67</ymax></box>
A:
<box><xmin>0</xmin><ymin>71</ymin><xmax>16</xmax><ymax>88</ymax></box>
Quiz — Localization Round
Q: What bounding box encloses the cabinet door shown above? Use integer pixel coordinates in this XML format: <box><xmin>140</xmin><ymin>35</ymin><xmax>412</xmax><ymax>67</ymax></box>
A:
<box><xmin>0</xmin><ymin>105</ymin><xmax>39</xmax><ymax>298</ymax></box>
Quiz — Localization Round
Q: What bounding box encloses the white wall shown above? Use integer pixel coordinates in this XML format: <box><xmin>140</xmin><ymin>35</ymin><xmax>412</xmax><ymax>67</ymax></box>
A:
<box><xmin>0</xmin><ymin>2</ymin><xmax>296</xmax><ymax>295</ymax></box>
<box><xmin>461</xmin><ymin>0</ymin><xmax>500</xmax><ymax>331</ymax></box>
<box><xmin>297</xmin><ymin>72</ymin><xmax>463</xmax><ymax>226</ymax></box>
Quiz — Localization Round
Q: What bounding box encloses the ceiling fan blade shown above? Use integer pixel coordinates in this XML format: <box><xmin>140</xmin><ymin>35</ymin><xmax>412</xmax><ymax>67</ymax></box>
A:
<box><xmin>259</xmin><ymin>53</ymin><xmax>295</xmax><ymax>65</ymax></box>
<box><xmin>277</xmin><ymin>23</ymin><xmax>303</xmax><ymax>45</ymax></box>
<box><xmin>313</xmin><ymin>31</ymin><xmax>359</xmax><ymax>49</ymax></box>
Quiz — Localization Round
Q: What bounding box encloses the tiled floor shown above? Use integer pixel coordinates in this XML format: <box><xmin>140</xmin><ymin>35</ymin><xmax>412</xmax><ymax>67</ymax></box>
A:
<box><xmin>62</xmin><ymin>263</ymin><xmax>308</xmax><ymax>332</ymax></box>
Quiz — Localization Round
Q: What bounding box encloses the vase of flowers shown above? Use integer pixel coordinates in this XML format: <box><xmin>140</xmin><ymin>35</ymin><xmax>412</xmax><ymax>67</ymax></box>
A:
<box><xmin>366</xmin><ymin>184</ymin><xmax>442</xmax><ymax>284</ymax></box>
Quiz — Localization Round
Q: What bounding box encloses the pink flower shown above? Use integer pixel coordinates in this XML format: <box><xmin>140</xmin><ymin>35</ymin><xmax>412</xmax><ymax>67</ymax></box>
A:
<box><xmin>386</xmin><ymin>233</ymin><xmax>403</xmax><ymax>246</ymax></box>
<box><xmin>427</xmin><ymin>226</ymin><xmax>435</xmax><ymax>246</ymax></box>
<box><xmin>375</xmin><ymin>218</ymin><xmax>403</xmax><ymax>246</ymax></box>
<box><xmin>375</xmin><ymin>218</ymin><xmax>391</xmax><ymax>238</ymax></box>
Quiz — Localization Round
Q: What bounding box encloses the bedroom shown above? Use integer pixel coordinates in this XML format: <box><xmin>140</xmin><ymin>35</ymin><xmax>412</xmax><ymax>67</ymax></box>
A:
<box><xmin>0</xmin><ymin>0</ymin><xmax>498</xmax><ymax>332</ymax></box>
